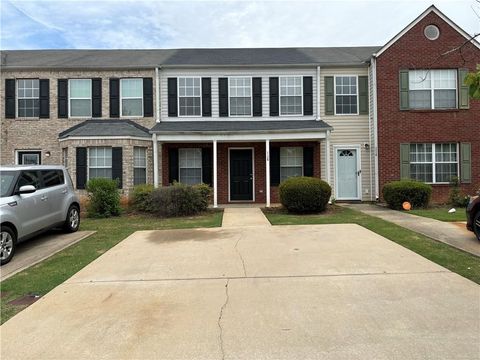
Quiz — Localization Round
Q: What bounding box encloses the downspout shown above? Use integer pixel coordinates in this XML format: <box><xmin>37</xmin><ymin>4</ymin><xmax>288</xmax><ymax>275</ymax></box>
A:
<box><xmin>153</xmin><ymin>66</ymin><xmax>161</xmax><ymax>187</ymax></box>
<box><xmin>316</xmin><ymin>65</ymin><xmax>321</xmax><ymax>121</ymax></box>
<box><xmin>371</xmin><ymin>56</ymin><xmax>379</xmax><ymax>200</ymax></box>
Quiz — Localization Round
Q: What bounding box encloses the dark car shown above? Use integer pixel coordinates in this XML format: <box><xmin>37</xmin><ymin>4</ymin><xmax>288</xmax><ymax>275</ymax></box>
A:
<box><xmin>466</xmin><ymin>195</ymin><xmax>480</xmax><ymax>241</ymax></box>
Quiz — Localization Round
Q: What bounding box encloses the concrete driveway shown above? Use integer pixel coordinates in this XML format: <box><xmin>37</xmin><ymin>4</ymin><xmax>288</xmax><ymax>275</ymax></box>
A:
<box><xmin>1</xmin><ymin>223</ymin><xmax>479</xmax><ymax>359</ymax></box>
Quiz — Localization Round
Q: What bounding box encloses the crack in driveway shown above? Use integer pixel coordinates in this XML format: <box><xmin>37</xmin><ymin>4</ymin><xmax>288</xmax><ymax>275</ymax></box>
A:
<box><xmin>234</xmin><ymin>234</ymin><xmax>247</xmax><ymax>277</ymax></box>
<box><xmin>217</xmin><ymin>279</ymin><xmax>230</xmax><ymax>360</ymax></box>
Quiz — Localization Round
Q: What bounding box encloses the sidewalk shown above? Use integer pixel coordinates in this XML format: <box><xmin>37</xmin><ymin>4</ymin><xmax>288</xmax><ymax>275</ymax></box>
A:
<box><xmin>222</xmin><ymin>207</ymin><xmax>271</xmax><ymax>227</ymax></box>
<box><xmin>341</xmin><ymin>203</ymin><xmax>480</xmax><ymax>257</ymax></box>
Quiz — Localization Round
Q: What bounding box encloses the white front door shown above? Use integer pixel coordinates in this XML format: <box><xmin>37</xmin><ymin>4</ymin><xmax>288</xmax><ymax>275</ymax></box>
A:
<box><xmin>336</xmin><ymin>148</ymin><xmax>360</xmax><ymax>200</ymax></box>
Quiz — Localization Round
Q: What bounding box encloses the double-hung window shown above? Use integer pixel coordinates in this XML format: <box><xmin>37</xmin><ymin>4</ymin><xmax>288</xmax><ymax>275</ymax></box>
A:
<box><xmin>229</xmin><ymin>77</ymin><xmax>252</xmax><ymax>116</ymax></box>
<box><xmin>88</xmin><ymin>147</ymin><xmax>112</xmax><ymax>179</ymax></box>
<box><xmin>69</xmin><ymin>79</ymin><xmax>92</xmax><ymax>117</ymax></box>
<box><xmin>280</xmin><ymin>77</ymin><xmax>302</xmax><ymax>115</ymax></box>
<box><xmin>410</xmin><ymin>143</ymin><xmax>458</xmax><ymax>183</ymax></box>
<box><xmin>121</xmin><ymin>79</ymin><xmax>143</xmax><ymax>117</ymax></box>
<box><xmin>133</xmin><ymin>147</ymin><xmax>147</xmax><ymax>185</ymax></box>
<box><xmin>280</xmin><ymin>147</ymin><xmax>303</xmax><ymax>182</ymax></box>
<box><xmin>178</xmin><ymin>77</ymin><xmax>201</xmax><ymax>116</ymax></box>
<box><xmin>409</xmin><ymin>70</ymin><xmax>457</xmax><ymax>109</ymax></box>
<box><xmin>17</xmin><ymin>79</ymin><xmax>40</xmax><ymax>117</ymax></box>
<box><xmin>179</xmin><ymin>148</ymin><xmax>202</xmax><ymax>185</ymax></box>
<box><xmin>335</xmin><ymin>76</ymin><xmax>358</xmax><ymax>115</ymax></box>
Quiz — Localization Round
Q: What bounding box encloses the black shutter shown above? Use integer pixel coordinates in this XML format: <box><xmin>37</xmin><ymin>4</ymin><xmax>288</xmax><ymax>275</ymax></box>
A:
<box><xmin>168</xmin><ymin>148</ymin><xmax>179</xmax><ymax>183</ymax></box>
<box><xmin>269</xmin><ymin>77</ymin><xmax>279</xmax><ymax>116</ymax></box>
<box><xmin>202</xmin><ymin>148</ymin><xmax>213</xmax><ymax>185</ymax></box>
<box><xmin>109</xmin><ymin>78</ymin><xmax>120</xmax><ymax>118</ymax></box>
<box><xmin>112</xmin><ymin>147</ymin><xmax>123</xmax><ymax>188</ymax></box>
<box><xmin>252</xmin><ymin>77</ymin><xmax>262</xmax><ymax>116</ymax></box>
<box><xmin>270</xmin><ymin>146</ymin><xmax>280</xmax><ymax>186</ymax></box>
<box><xmin>202</xmin><ymin>78</ymin><xmax>212</xmax><ymax>117</ymax></box>
<box><xmin>168</xmin><ymin>78</ymin><xmax>178</xmax><ymax>117</ymax></box>
<box><xmin>57</xmin><ymin>79</ymin><xmax>68</xmax><ymax>118</ymax></box>
<box><xmin>39</xmin><ymin>79</ymin><xmax>50</xmax><ymax>118</ymax></box>
<box><xmin>5</xmin><ymin>79</ymin><xmax>15</xmax><ymax>118</ymax></box>
<box><xmin>92</xmin><ymin>78</ymin><xmax>102</xmax><ymax>118</ymax></box>
<box><xmin>143</xmin><ymin>77</ymin><xmax>153</xmax><ymax>117</ymax></box>
<box><xmin>219</xmin><ymin>78</ymin><xmax>229</xmax><ymax>117</ymax></box>
<box><xmin>76</xmin><ymin>147</ymin><xmax>87</xmax><ymax>190</ymax></box>
<box><xmin>303</xmin><ymin>76</ymin><xmax>313</xmax><ymax>116</ymax></box>
<box><xmin>303</xmin><ymin>147</ymin><xmax>314</xmax><ymax>177</ymax></box>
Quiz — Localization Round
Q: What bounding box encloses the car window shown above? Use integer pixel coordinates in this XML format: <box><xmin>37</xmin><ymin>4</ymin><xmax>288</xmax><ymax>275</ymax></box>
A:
<box><xmin>16</xmin><ymin>171</ymin><xmax>41</xmax><ymax>190</ymax></box>
<box><xmin>41</xmin><ymin>170</ymin><xmax>64</xmax><ymax>188</ymax></box>
<box><xmin>0</xmin><ymin>171</ymin><xmax>17</xmax><ymax>197</ymax></box>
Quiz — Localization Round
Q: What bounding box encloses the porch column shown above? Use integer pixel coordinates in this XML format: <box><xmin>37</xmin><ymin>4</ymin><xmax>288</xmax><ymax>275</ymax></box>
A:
<box><xmin>265</xmin><ymin>139</ymin><xmax>270</xmax><ymax>207</ymax></box>
<box><xmin>153</xmin><ymin>133</ymin><xmax>159</xmax><ymax>188</ymax></box>
<box><xmin>326</xmin><ymin>130</ymin><xmax>331</xmax><ymax>187</ymax></box>
<box><xmin>213</xmin><ymin>140</ymin><xmax>218</xmax><ymax>208</ymax></box>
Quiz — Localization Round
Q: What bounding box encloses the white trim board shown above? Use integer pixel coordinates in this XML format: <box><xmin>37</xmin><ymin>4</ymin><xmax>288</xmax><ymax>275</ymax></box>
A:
<box><xmin>374</xmin><ymin>5</ymin><xmax>480</xmax><ymax>58</ymax></box>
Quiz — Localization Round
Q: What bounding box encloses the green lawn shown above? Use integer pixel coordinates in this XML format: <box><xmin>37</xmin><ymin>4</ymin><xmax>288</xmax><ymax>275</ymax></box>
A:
<box><xmin>408</xmin><ymin>207</ymin><xmax>466</xmax><ymax>222</ymax></box>
<box><xmin>0</xmin><ymin>210</ymin><xmax>223</xmax><ymax>324</ymax></box>
<box><xmin>263</xmin><ymin>206</ymin><xmax>480</xmax><ymax>284</ymax></box>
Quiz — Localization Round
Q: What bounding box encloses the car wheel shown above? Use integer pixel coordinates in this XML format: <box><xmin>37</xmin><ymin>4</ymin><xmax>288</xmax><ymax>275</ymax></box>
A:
<box><xmin>1</xmin><ymin>226</ymin><xmax>16</xmax><ymax>266</ymax></box>
<box><xmin>63</xmin><ymin>205</ymin><xmax>80</xmax><ymax>233</ymax></box>
<box><xmin>474</xmin><ymin>211</ymin><xmax>480</xmax><ymax>241</ymax></box>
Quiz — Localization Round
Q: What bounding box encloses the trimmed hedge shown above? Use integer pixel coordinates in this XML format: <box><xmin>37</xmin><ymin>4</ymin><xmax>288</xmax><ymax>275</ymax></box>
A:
<box><xmin>85</xmin><ymin>178</ymin><xmax>121</xmax><ymax>218</ymax></box>
<box><xmin>148</xmin><ymin>183</ymin><xmax>211</xmax><ymax>217</ymax></box>
<box><xmin>131</xmin><ymin>184</ymin><xmax>155</xmax><ymax>212</ymax></box>
<box><xmin>382</xmin><ymin>180</ymin><xmax>432</xmax><ymax>210</ymax></box>
<box><xmin>279</xmin><ymin>177</ymin><xmax>331</xmax><ymax>213</ymax></box>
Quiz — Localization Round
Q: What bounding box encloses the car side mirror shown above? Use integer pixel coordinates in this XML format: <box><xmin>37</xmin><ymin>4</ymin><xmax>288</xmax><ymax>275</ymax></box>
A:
<box><xmin>17</xmin><ymin>185</ymin><xmax>37</xmax><ymax>195</ymax></box>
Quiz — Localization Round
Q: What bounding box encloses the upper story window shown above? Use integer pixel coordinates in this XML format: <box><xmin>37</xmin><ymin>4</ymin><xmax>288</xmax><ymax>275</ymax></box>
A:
<box><xmin>409</xmin><ymin>70</ymin><xmax>457</xmax><ymax>109</ymax></box>
<box><xmin>335</xmin><ymin>76</ymin><xmax>358</xmax><ymax>115</ymax></box>
<box><xmin>280</xmin><ymin>147</ymin><xmax>303</xmax><ymax>182</ymax></box>
<box><xmin>280</xmin><ymin>77</ymin><xmax>302</xmax><ymax>115</ymax></box>
<box><xmin>69</xmin><ymin>79</ymin><xmax>92</xmax><ymax>117</ymax></box>
<box><xmin>121</xmin><ymin>79</ymin><xmax>143</xmax><ymax>117</ymax></box>
<box><xmin>229</xmin><ymin>77</ymin><xmax>252</xmax><ymax>116</ymax></box>
<box><xmin>17</xmin><ymin>79</ymin><xmax>39</xmax><ymax>117</ymax></box>
<box><xmin>178</xmin><ymin>77</ymin><xmax>201</xmax><ymax>116</ymax></box>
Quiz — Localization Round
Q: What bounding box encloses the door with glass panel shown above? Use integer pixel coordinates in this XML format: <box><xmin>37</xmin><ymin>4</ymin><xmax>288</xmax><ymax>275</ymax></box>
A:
<box><xmin>336</xmin><ymin>149</ymin><xmax>360</xmax><ymax>200</ymax></box>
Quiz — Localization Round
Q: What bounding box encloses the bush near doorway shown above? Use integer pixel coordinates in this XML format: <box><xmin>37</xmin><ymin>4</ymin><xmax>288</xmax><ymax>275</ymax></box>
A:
<box><xmin>279</xmin><ymin>177</ymin><xmax>331</xmax><ymax>213</ymax></box>
<box><xmin>382</xmin><ymin>180</ymin><xmax>432</xmax><ymax>210</ymax></box>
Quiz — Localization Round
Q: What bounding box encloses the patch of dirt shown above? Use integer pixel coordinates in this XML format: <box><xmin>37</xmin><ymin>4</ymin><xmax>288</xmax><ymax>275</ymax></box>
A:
<box><xmin>7</xmin><ymin>294</ymin><xmax>41</xmax><ymax>306</ymax></box>
<box><xmin>262</xmin><ymin>204</ymin><xmax>342</xmax><ymax>216</ymax></box>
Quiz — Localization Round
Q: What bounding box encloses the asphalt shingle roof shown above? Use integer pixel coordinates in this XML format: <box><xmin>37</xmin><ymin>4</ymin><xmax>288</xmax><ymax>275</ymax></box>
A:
<box><xmin>151</xmin><ymin>120</ymin><xmax>332</xmax><ymax>133</ymax></box>
<box><xmin>58</xmin><ymin>119</ymin><xmax>151</xmax><ymax>139</ymax></box>
<box><xmin>2</xmin><ymin>47</ymin><xmax>380</xmax><ymax>69</ymax></box>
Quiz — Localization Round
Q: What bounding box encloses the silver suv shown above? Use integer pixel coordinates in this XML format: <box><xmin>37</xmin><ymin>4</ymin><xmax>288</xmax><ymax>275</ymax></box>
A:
<box><xmin>0</xmin><ymin>165</ymin><xmax>80</xmax><ymax>265</ymax></box>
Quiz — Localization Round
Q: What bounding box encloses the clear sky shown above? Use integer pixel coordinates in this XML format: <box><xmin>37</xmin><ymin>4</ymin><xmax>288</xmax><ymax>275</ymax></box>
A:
<box><xmin>1</xmin><ymin>0</ymin><xmax>479</xmax><ymax>50</ymax></box>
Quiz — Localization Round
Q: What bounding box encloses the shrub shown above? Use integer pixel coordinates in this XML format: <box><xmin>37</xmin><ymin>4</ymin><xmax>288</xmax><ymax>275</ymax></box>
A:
<box><xmin>279</xmin><ymin>177</ymin><xmax>331</xmax><ymax>213</ymax></box>
<box><xmin>85</xmin><ymin>178</ymin><xmax>121</xmax><ymax>218</ymax></box>
<box><xmin>148</xmin><ymin>183</ymin><xmax>211</xmax><ymax>217</ymax></box>
<box><xmin>448</xmin><ymin>176</ymin><xmax>469</xmax><ymax>207</ymax></box>
<box><xmin>382</xmin><ymin>180</ymin><xmax>432</xmax><ymax>210</ymax></box>
<box><xmin>131</xmin><ymin>184</ymin><xmax>154</xmax><ymax>212</ymax></box>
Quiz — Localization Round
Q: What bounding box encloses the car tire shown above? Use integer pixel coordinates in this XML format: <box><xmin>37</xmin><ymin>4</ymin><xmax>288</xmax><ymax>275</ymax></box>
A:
<box><xmin>1</xmin><ymin>225</ymin><xmax>16</xmax><ymax>266</ymax></box>
<box><xmin>63</xmin><ymin>205</ymin><xmax>80</xmax><ymax>233</ymax></box>
<box><xmin>474</xmin><ymin>210</ymin><xmax>480</xmax><ymax>241</ymax></box>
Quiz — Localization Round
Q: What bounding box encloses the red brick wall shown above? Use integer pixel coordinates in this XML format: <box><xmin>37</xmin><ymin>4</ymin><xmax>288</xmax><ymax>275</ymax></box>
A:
<box><xmin>162</xmin><ymin>141</ymin><xmax>321</xmax><ymax>204</ymax></box>
<box><xmin>376</xmin><ymin>11</ymin><xmax>480</xmax><ymax>203</ymax></box>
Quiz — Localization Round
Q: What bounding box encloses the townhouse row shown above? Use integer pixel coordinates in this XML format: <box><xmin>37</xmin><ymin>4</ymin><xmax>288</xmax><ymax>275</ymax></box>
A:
<box><xmin>1</xmin><ymin>5</ymin><xmax>479</xmax><ymax>205</ymax></box>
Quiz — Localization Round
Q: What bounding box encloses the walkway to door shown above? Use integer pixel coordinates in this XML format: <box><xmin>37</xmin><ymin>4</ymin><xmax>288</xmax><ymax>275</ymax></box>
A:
<box><xmin>222</xmin><ymin>207</ymin><xmax>271</xmax><ymax>227</ymax></box>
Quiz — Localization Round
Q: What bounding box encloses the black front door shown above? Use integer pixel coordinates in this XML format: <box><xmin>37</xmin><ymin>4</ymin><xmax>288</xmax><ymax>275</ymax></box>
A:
<box><xmin>230</xmin><ymin>149</ymin><xmax>253</xmax><ymax>201</ymax></box>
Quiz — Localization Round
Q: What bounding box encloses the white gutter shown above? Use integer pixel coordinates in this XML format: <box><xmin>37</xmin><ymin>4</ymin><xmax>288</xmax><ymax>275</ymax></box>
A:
<box><xmin>371</xmin><ymin>57</ymin><xmax>379</xmax><ymax>200</ymax></box>
<box><xmin>316</xmin><ymin>65</ymin><xmax>321</xmax><ymax>121</ymax></box>
<box><xmin>153</xmin><ymin>66</ymin><xmax>161</xmax><ymax>187</ymax></box>
<box><xmin>153</xmin><ymin>133</ymin><xmax>159</xmax><ymax>187</ymax></box>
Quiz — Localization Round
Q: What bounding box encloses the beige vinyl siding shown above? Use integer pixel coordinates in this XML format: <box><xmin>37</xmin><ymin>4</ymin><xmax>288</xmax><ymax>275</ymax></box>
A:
<box><xmin>160</xmin><ymin>67</ymin><xmax>317</xmax><ymax>121</ymax></box>
<box><xmin>320</xmin><ymin>67</ymin><xmax>374</xmax><ymax>201</ymax></box>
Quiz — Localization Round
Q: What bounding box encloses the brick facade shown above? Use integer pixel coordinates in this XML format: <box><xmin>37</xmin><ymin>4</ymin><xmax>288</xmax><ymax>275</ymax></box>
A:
<box><xmin>162</xmin><ymin>141</ymin><xmax>321</xmax><ymax>204</ymax></box>
<box><xmin>376</xmin><ymin>11</ymin><xmax>480</xmax><ymax>203</ymax></box>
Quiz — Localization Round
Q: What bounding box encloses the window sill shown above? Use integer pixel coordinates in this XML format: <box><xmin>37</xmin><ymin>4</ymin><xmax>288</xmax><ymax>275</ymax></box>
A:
<box><xmin>11</xmin><ymin>117</ymin><xmax>43</xmax><ymax>121</ymax></box>
<box><xmin>404</xmin><ymin>109</ymin><xmax>460</xmax><ymax>113</ymax></box>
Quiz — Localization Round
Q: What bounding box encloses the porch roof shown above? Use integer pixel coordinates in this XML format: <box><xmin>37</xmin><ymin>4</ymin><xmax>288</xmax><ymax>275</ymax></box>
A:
<box><xmin>151</xmin><ymin>120</ymin><xmax>332</xmax><ymax>135</ymax></box>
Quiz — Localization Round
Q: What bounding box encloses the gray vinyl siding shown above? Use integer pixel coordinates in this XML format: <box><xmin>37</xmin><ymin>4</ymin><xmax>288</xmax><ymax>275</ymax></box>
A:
<box><xmin>160</xmin><ymin>67</ymin><xmax>317</xmax><ymax>121</ymax></box>
<box><xmin>319</xmin><ymin>67</ymin><xmax>374</xmax><ymax>201</ymax></box>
